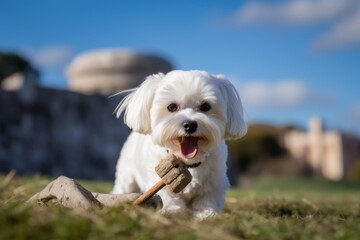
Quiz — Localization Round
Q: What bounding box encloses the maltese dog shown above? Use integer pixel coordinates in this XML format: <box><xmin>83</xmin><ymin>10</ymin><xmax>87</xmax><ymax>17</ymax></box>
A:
<box><xmin>112</xmin><ymin>70</ymin><xmax>247</xmax><ymax>219</ymax></box>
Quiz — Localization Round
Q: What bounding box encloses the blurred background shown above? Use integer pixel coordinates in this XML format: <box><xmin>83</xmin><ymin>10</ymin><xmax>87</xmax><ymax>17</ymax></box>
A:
<box><xmin>1</xmin><ymin>0</ymin><xmax>360</xmax><ymax>184</ymax></box>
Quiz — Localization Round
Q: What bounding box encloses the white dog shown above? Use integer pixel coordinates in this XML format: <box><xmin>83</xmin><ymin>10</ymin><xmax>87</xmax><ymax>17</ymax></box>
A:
<box><xmin>112</xmin><ymin>70</ymin><xmax>247</xmax><ymax>219</ymax></box>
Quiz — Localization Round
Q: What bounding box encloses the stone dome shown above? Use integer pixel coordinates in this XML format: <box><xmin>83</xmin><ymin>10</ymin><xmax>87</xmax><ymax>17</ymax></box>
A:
<box><xmin>66</xmin><ymin>49</ymin><xmax>172</xmax><ymax>94</ymax></box>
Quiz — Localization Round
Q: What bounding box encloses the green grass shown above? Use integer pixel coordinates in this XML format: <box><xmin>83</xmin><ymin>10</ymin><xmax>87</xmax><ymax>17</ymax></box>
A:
<box><xmin>1</xmin><ymin>173</ymin><xmax>360</xmax><ymax>240</ymax></box>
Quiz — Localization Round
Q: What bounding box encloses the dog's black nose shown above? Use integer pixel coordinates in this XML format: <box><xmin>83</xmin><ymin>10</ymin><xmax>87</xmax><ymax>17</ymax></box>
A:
<box><xmin>183</xmin><ymin>121</ymin><xmax>198</xmax><ymax>134</ymax></box>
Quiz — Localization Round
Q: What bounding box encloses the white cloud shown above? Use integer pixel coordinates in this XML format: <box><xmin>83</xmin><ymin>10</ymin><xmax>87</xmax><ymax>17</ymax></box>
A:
<box><xmin>235</xmin><ymin>79</ymin><xmax>333</xmax><ymax>109</ymax></box>
<box><xmin>234</xmin><ymin>0</ymin><xmax>353</xmax><ymax>26</ymax></box>
<box><xmin>28</xmin><ymin>45</ymin><xmax>73</xmax><ymax>68</ymax></box>
<box><xmin>232</xmin><ymin>0</ymin><xmax>360</xmax><ymax>50</ymax></box>
<box><xmin>313</xmin><ymin>10</ymin><xmax>360</xmax><ymax>50</ymax></box>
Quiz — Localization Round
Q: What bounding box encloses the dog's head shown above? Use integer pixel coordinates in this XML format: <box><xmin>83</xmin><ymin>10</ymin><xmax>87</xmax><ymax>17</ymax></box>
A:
<box><xmin>116</xmin><ymin>70</ymin><xmax>247</xmax><ymax>164</ymax></box>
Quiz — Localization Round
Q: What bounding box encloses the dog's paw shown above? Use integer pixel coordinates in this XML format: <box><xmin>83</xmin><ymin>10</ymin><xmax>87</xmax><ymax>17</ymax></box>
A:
<box><xmin>158</xmin><ymin>205</ymin><xmax>184</xmax><ymax>215</ymax></box>
<box><xmin>193</xmin><ymin>208</ymin><xmax>217</xmax><ymax>220</ymax></box>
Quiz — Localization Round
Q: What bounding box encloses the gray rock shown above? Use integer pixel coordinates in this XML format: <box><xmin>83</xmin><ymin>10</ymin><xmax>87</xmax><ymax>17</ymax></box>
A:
<box><xmin>28</xmin><ymin>176</ymin><xmax>163</xmax><ymax>209</ymax></box>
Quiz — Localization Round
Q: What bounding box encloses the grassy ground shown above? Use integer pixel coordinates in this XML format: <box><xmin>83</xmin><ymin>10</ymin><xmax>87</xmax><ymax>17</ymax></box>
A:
<box><xmin>1</xmin><ymin>172</ymin><xmax>359</xmax><ymax>240</ymax></box>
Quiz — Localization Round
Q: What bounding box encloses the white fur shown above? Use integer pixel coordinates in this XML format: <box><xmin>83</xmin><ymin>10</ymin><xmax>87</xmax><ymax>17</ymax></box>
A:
<box><xmin>112</xmin><ymin>70</ymin><xmax>247</xmax><ymax>220</ymax></box>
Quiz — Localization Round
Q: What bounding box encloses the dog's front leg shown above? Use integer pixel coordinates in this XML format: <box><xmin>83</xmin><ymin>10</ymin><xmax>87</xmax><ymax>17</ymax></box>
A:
<box><xmin>158</xmin><ymin>192</ymin><xmax>186</xmax><ymax>215</ymax></box>
<box><xmin>192</xmin><ymin>193</ymin><xmax>224</xmax><ymax>220</ymax></box>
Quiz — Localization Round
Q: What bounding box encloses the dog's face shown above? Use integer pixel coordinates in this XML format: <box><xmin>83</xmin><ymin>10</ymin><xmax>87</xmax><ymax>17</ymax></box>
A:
<box><xmin>116</xmin><ymin>70</ymin><xmax>247</xmax><ymax>164</ymax></box>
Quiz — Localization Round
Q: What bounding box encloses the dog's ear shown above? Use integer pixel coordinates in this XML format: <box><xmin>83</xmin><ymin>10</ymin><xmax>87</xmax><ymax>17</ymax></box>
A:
<box><xmin>215</xmin><ymin>75</ymin><xmax>247</xmax><ymax>139</ymax></box>
<box><xmin>115</xmin><ymin>73</ymin><xmax>165</xmax><ymax>134</ymax></box>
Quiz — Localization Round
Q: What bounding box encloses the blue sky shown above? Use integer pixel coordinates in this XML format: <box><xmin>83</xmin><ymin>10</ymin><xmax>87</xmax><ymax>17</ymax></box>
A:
<box><xmin>1</xmin><ymin>0</ymin><xmax>360</xmax><ymax>135</ymax></box>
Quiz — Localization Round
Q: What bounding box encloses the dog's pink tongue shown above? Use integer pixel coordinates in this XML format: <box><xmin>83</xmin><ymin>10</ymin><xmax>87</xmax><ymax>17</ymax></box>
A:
<box><xmin>180</xmin><ymin>137</ymin><xmax>198</xmax><ymax>159</ymax></box>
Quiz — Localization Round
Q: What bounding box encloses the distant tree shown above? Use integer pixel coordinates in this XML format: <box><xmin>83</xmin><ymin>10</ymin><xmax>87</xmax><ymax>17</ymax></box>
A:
<box><xmin>0</xmin><ymin>52</ymin><xmax>39</xmax><ymax>81</ymax></box>
<box><xmin>227</xmin><ymin>124</ymin><xmax>288</xmax><ymax>174</ymax></box>
<box><xmin>347</xmin><ymin>158</ymin><xmax>360</xmax><ymax>182</ymax></box>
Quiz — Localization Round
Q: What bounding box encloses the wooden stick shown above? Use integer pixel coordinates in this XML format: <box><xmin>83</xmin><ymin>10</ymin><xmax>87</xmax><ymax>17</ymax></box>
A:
<box><xmin>133</xmin><ymin>180</ymin><xmax>166</xmax><ymax>205</ymax></box>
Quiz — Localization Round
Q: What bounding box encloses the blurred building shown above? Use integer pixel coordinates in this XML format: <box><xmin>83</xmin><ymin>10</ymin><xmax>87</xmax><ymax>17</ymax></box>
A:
<box><xmin>0</xmin><ymin>50</ymin><xmax>172</xmax><ymax>180</ymax></box>
<box><xmin>284</xmin><ymin>117</ymin><xmax>360</xmax><ymax>180</ymax></box>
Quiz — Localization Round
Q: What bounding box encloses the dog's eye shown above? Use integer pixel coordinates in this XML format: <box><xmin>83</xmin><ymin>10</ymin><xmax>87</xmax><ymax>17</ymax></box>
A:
<box><xmin>199</xmin><ymin>102</ymin><xmax>211</xmax><ymax>112</ymax></box>
<box><xmin>167</xmin><ymin>103</ymin><xmax>178</xmax><ymax>112</ymax></box>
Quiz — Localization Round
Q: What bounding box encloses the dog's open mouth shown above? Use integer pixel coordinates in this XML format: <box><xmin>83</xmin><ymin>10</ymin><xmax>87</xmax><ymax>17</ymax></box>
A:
<box><xmin>178</xmin><ymin>136</ymin><xmax>199</xmax><ymax>159</ymax></box>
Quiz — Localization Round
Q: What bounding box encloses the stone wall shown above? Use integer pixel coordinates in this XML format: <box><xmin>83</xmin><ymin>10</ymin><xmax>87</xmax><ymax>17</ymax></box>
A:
<box><xmin>0</xmin><ymin>49</ymin><xmax>173</xmax><ymax>181</ymax></box>
<box><xmin>0</xmin><ymin>84</ymin><xmax>129</xmax><ymax>180</ymax></box>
